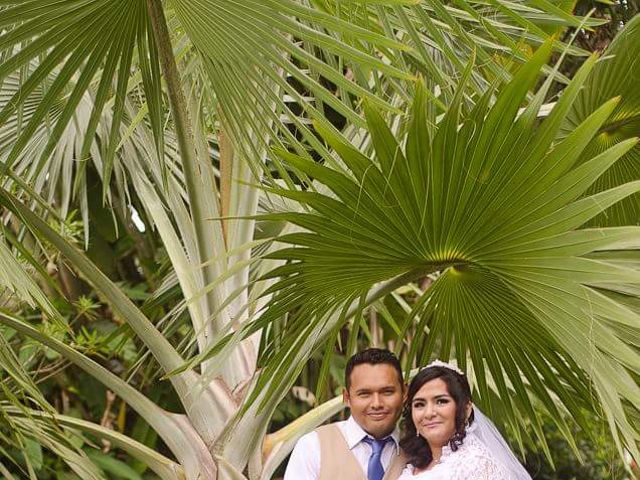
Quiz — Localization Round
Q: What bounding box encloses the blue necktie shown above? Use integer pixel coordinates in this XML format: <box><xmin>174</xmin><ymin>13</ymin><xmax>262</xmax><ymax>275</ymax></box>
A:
<box><xmin>362</xmin><ymin>436</ymin><xmax>391</xmax><ymax>480</ymax></box>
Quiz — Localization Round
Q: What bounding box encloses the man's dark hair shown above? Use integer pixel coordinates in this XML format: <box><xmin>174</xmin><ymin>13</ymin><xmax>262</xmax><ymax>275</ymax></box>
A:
<box><xmin>345</xmin><ymin>348</ymin><xmax>403</xmax><ymax>390</ymax></box>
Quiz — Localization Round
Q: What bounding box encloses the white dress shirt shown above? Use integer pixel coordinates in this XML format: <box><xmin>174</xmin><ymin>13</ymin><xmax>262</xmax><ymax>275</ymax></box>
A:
<box><xmin>284</xmin><ymin>416</ymin><xmax>400</xmax><ymax>480</ymax></box>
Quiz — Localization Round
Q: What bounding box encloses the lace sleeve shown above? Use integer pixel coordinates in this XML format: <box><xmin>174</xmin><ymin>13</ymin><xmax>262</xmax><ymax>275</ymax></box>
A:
<box><xmin>457</xmin><ymin>455</ymin><xmax>509</xmax><ymax>480</ymax></box>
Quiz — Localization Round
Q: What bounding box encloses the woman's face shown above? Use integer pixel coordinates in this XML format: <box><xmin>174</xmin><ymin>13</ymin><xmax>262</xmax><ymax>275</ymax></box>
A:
<box><xmin>411</xmin><ymin>377</ymin><xmax>462</xmax><ymax>449</ymax></box>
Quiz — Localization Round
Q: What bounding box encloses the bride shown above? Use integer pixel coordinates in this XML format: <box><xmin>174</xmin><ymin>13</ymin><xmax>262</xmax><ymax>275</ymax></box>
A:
<box><xmin>397</xmin><ymin>361</ymin><xmax>532</xmax><ymax>480</ymax></box>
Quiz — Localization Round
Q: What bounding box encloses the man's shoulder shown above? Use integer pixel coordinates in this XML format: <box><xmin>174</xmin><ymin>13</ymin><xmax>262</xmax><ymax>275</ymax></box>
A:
<box><xmin>293</xmin><ymin>420</ymin><xmax>350</xmax><ymax>449</ymax></box>
<box><xmin>320</xmin><ymin>419</ymin><xmax>356</xmax><ymax>443</ymax></box>
<box><xmin>284</xmin><ymin>428</ymin><xmax>322</xmax><ymax>479</ymax></box>
<box><xmin>315</xmin><ymin>420</ymin><xmax>346</xmax><ymax>434</ymax></box>
<box><xmin>284</xmin><ymin>420</ymin><xmax>350</xmax><ymax>480</ymax></box>
<box><xmin>297</xmin><ymin>420</ymin><xmax>346</xmax><ymax>445</ymax></box>
<box><xmin>294</xmin><ymin>428</ymin><xmax>319</xmax><ymax>449</ymax></box>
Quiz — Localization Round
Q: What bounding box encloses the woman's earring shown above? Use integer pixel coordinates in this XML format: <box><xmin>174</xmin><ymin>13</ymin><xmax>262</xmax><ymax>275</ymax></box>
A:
<box><xmin>415</xmin><ymin>430</ymin><xmax>420</xmax><ymax>437</ymax></box>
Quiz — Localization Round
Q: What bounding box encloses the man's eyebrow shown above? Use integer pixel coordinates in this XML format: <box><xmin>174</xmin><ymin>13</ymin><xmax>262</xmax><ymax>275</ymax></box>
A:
<box><xmin>355</xmin><ymin>385</ymin><xmax>397</xmax><ymax>393</ymax></box>
<box><xmin>355</xmin><ymin>388</ymin><xmax>372</xmax><ymax>394</ymax></box>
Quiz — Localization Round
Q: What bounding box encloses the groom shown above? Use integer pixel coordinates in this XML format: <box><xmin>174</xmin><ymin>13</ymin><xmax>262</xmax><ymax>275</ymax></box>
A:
<box><xmin>284</xmin><ymin>348</ymin><xmax>407</xmax><ymax>480</ymax></box>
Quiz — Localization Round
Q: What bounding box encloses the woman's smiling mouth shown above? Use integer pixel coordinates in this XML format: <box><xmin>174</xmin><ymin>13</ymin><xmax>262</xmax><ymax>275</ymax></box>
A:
<box><xmin>423</xmin><ymin>422</ymin><xmax>442</xmax><ymax>429</ymax></box>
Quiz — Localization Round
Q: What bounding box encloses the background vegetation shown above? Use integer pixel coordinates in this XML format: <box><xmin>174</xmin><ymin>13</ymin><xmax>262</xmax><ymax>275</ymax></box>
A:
<box><xmin>1</xmin><ymin>0</ymin><xmax>640</xmax><ymax>479</ymax></box>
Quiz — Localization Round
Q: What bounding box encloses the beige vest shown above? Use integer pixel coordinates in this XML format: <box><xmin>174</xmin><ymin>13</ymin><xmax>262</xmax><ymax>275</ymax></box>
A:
<box><xmin>317</xmin><ymin>424</ymin><xmax>407</xmax><ymax>480</ymax></box>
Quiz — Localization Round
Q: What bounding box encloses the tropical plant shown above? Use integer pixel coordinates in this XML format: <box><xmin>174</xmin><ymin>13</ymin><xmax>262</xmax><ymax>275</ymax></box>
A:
<box><xmin>257</xmin><ymin>19</ymin><xmax>640</xmax><ymax>459</ymax></box>
<box><xmin>521</xmin><ymin>412</ymin><xmax>627</xmax><ymax>480</ymax></box>
<box><xmin>0</xmin><ymin>1</ymin><xmax>639</xmax><ymax>479</ymax></box>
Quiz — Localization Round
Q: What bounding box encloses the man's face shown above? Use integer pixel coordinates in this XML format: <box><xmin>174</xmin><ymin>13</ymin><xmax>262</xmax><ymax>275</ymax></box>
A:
<box><xmin>343</xmin><ymin>363</ymin><xmax>405</xmax><ymax>439</ymax></box>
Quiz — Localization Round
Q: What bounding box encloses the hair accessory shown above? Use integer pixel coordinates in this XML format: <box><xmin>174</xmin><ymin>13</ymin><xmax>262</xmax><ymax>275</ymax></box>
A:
<box><xmin>425</xmin><ymin>359</ymin><xmax>464</xmax><ymax>376</ymax></box>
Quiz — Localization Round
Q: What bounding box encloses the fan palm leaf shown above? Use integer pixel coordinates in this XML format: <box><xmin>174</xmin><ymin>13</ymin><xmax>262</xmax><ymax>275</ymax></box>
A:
<box><xmin>256</xmin><ymin>40</ymin><xmax>640</xmax><ymax>457</ymax></box>
<box><xmin>0</xmin><ymin>326</ymin><xmax>109</xmax><ymax>480</ymax></box>
<box><xmin>0</xmin><ymin>403</ymin><xmax>185</xmax><ymax>480</ymax></box>
<box><xmin>0</xmin><ymin>0</ymin><xmax>163</xmax><ymax>191</ymax></box>
<box><xmin>563</xmin><ymin>14</ymin><xmax>640</xmax><ymax>227</ymax></box>
<box><xmin>0</xmin><ymin>0</ymin><xmax>409</xmax><ymax>187</ymax></box>
<box><xmin>318</xmin><ymin>0</ymin><xmax>599</xmax><ymax>109</ymax></box>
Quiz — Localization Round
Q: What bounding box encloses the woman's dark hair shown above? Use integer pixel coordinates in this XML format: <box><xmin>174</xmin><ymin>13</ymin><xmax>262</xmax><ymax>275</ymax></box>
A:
<box><xmin>399</xmin><ymin>365</ymin><xmax>474</xmax><ymax>469</ymax></box>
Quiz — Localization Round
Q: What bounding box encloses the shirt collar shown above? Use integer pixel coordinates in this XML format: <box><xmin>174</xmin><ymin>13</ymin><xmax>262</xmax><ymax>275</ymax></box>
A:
<box><xmin>345</xmin><ymin>416</ymin><xmax>400</xmax><ymax>453</ymax></box>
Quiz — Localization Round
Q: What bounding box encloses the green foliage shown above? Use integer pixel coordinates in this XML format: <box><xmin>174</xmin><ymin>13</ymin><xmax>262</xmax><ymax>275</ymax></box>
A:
<box><xmin>85</xmin><ymin>450</ymin><xmax>145</xmax><ymax>480</ymax></box>
<box><xmin>522</xmin><ymin>415</ymin><xmax>628</xmax><ymax>480</ymax></box>
<box><xmin>564</xmin><ymin>14</ymin><xmax>640</xmax><ymax>226</ymax></box>
<box><xmin>0</xmin><ymin>0</ymin><xmax>639</xmax><ymax>478</ymax></box>
<box><xmin>257</xmin><ymin>38</ymin><xmax>640</xmax><ymax>460</ymax></box>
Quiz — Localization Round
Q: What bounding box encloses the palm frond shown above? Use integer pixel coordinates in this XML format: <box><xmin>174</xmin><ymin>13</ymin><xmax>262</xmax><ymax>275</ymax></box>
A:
<box><xmin>0</xmin><ymin>328</ymin><xmax>106</xmax><ymax>480</ymax></box>
<box><xmin>0</xmin><ymin>234</ymin><xmax>57</xmax><ymax>317</ymax></box>
<box><xmin>256</xmin><ymin>42</ymin><xmax>640</xmax><ymax>457</ymax></box>
<box><xmin>0</xmin><ymin>0</ymin><xmax>164</xmax><ymax>192</ymax></box>
<box><xmin>563</xmin><ymin>14</ymin><xmax>640</xmax><ymax>227</ymax></box>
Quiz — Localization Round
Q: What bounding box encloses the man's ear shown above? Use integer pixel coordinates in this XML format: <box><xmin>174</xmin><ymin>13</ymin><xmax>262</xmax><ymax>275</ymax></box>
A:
<box><xmin>342</xmin><ymin>388</ymin><xmax>350</xmax><ymax>407</ymax></box>
<box><xmin>402</xmin><ymin>384</ymin><xmax>408</xmax><ymax>402</ymax></box>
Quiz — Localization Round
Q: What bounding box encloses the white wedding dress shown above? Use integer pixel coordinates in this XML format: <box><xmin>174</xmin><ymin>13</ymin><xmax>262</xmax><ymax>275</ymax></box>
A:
<box><xmin>397</xmin><ymin>435</ymin><xmax>510</xmax><ymax>480</ymax></box>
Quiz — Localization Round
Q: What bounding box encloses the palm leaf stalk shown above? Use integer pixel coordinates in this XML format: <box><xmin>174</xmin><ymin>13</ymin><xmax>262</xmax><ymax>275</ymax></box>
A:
<box><xmin>145</xmin><ymin>0</ymin><xmax>225</xmax><ymax>374</ymax></box>
<box><xmin>255</xmin><ymin>39</ymin><xmax>640</xmax><ymax>460</ymax></box>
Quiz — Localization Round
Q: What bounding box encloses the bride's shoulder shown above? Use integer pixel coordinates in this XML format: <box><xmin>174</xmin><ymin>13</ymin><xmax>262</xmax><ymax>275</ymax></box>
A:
<box><xmin>449</xmin><ymin>436</ymin><xmax>508</xmax><ymax>478</ymax></box>
<box><xmin>459</xmin><ymin>434</ymin><xmax>491</xmax><ymax>453</ymax></box>
<box><xmin>398</xmin><ymin>464</ymin><xmax>418</xmax><ymax>478</ymax></box>
<box><xmin>397</xmin><ymin>465</ymin><xmax>433</xmax><ymax>480</ymax></box>
<box><xmin>397</xmin><ymin>465</ymin><xmax>414</xmax><ymax>480</ymax></box>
